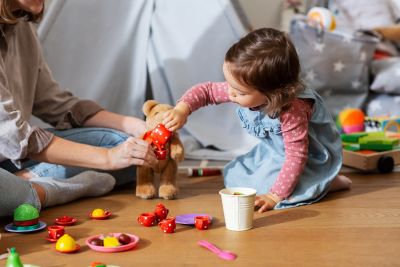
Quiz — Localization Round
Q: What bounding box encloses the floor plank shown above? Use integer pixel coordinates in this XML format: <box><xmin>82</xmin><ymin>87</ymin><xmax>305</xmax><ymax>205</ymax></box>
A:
<box><xmin>1</xmin><ymin>171</ymin><xmax>399</xmax><ymax>267</ymax></box>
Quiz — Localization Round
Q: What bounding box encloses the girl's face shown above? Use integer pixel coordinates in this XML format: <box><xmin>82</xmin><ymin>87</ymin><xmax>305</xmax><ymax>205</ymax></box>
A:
<box><xmin>14</xmin><ymin>0</ymin><xmax>44</xmax><ymax>15</ymax></box>
<box><xmin>223</xmin><ymin>63</ymin><xmax>268</xmax><ymax>109</ymax></box>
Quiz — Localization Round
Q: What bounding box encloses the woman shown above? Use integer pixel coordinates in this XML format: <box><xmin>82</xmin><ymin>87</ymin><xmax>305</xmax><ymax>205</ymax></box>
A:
<box><xmin>0</xmin><ymin>0</ymin><xmax>157</xmax><ymax>217</ymax></box>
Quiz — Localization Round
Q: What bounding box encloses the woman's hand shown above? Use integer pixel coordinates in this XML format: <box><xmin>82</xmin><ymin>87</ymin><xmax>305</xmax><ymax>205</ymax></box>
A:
<box><xmin>162</xmin><ymin>102</ymin><xmax>191</xmax><ymax>131</ymax></box>
<box><xmin>106</xmin><ymin>137</ymin><xmax>157</xmax><ymax>170</ymax></box>
<box><xmin>254</xmin><ymin>193</ymin><xmax>282</xmax><ymax>213</ymax></box>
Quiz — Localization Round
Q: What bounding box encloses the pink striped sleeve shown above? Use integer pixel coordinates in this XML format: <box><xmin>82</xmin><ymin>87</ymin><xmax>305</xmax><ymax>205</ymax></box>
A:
<box><xmin>178</xmin><ymin>82</ymin><xmax>231</xmax><ymax>112</ymax></box>
<box><xmin>270</xmin><ymin>98</ymin><xmax>314</xmax><ymax>199</ymax></box>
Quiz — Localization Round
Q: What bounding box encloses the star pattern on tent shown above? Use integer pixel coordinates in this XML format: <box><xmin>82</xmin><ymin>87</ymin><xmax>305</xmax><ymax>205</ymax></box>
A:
<box><xmin>305</xmin><ymin>69</ymin><xmax>316</xmax><ymax>81</ymax></box>
<box><xmin>334</xmin><ymin>60</ymin><xmax>345</xmax><ymax>72</ymax></box>
<box><xmin>368</xmin><ymin>100</ymin><xmax>383</xmax><ymax>113</ymax></box>
<box><xmin>314</xmin><ymin>43</ymin><xmax>325</xmax><ymax>53</ymax></box>
<box><xmin>351</xmin><ymin>80</ymin><xmax>361</xmax><ymax>89</ymax></box>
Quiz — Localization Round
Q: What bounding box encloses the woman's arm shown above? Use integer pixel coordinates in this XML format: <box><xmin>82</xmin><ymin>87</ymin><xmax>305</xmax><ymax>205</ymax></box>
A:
<box><xmin>83</xmin><ymin>110</ymin><xmax>147</xmax><ymax>137</ymax></box>
<box><xmin>30</xmin><ymin>135</ymin><xmax>157</xmax><ymax>170</ymax></box>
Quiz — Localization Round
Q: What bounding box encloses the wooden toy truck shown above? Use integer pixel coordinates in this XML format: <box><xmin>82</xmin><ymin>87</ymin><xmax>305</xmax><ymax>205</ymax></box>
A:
<box><xmin>342</xmin><ymin>149</ymin><xmax>400</xmax><ymax>173</ymax></box>
<box><xmin>341</xmin><ymin>132</ymin><xmax>400</xmax><ymax>173</ymax></box>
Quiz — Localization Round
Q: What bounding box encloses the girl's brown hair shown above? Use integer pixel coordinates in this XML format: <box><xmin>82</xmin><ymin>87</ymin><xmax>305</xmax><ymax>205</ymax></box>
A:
<box><xmin>0</xmin><ymin>0</ymin><xmax>43</xmax><ymax>24</ymax></box>
<box><xmin>225</xmin><ymin>28</ymin><xmax>304</xmax><ymax>116</ymax></box>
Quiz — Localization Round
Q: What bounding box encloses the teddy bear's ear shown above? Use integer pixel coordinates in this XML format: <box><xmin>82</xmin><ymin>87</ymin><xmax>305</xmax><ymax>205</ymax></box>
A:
<box><xmin>143</xmin><ymin>100</ymin><xmax>159</xmax><ymax>116</ymax></box>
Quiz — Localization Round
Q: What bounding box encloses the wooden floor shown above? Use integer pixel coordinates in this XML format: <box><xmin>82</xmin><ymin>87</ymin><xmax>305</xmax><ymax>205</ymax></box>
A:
<box><xmin>1</xmin><ymin>171</ymin><xmax>400</xmax><ymax>267</ymax></box>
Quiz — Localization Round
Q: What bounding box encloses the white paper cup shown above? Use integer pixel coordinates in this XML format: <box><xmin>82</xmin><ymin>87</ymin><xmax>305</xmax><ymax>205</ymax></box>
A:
<box><xmin>219</xmin><ymin>187</ymin><xmax>256</xmax><ymax>231</ymax></box>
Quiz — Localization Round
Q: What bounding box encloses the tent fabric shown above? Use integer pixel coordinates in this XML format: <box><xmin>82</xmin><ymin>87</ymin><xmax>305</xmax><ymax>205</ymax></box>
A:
<box><xmin>38</xmin><ymin>0</ymin><xmax>259</xmax><ymax>160</ymax></box>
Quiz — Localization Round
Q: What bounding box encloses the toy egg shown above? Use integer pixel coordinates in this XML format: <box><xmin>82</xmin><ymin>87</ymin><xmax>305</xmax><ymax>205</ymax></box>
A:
<box><xmin>307</xmin><ymin>7</ymin><xmax>336</xmax><ymax>31</ymax></box>
<box><xmin>13</xmin><ymin>203</ymin><xmax>39</xmax><ymax>227</ymax></box>
<box><xmin>91</xmin><ymin>208</ymin><xmax>106</xmax><ymax>218</ymax></box>
<box><xmin>56</xmin><ymin>234</ymin><xmax>76</xmax><ymax>252</ymax></box>
<box><xmin>337</xmin><ymin>108</ymin><xmax>365</xmax><ymax>134</ymax></box>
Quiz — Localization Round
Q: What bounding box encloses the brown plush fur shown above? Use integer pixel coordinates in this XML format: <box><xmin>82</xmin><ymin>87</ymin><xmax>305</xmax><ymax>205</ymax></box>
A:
<box><xmin>136</xmin><ymin>100</ymin><xmax>185</xmax><ymax>199</ymax></box>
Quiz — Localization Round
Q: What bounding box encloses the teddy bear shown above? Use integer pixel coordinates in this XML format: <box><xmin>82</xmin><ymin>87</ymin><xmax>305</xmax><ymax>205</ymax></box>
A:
<box><xmin>136</xmin><ymin>100</ymin><xmax>185</xmax><ymax>200</ymax></box>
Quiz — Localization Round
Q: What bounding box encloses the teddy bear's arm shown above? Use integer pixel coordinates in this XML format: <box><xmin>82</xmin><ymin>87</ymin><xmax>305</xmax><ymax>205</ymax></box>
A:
<box><xmin>170</xmin><ymin>133</ymin><xmax>185</xmax><ymax>163</ymax></box>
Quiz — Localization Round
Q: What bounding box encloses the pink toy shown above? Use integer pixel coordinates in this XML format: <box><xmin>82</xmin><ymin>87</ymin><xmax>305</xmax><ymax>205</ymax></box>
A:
<box><xmin>86</xmin><ymin>233</ymin><xmax>139</xmax><ymax>253</ymax></box>
<box><xmin>198</xmin><ymin>240</ymin><xmax>237</xmax><ymax>261</ymax></box>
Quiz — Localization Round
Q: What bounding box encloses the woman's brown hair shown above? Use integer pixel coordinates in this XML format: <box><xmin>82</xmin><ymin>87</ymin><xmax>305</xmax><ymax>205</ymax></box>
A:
<box><xmin>225</xmin><ymin>28</ymin><xmax>304</xmax><ymax>116</ymax></box>
<box><xmin>0</xmin><ymin>0</ymin><xmax>43</xmax><ymax>24</ymax></box>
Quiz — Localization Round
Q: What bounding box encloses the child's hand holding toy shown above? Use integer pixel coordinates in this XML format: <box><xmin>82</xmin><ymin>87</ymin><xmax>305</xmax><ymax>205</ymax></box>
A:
<box><xmin>163</xmin><ymin>102</ymin><xmax>191</xmax><ymax>132</ymax></box>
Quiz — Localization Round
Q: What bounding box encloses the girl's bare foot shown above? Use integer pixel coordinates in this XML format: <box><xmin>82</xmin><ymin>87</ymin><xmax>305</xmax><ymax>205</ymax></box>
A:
<box><xmin>329</xmin><ymin>175</ymin><xmax>352</xmax><ymax>192</ymax></box>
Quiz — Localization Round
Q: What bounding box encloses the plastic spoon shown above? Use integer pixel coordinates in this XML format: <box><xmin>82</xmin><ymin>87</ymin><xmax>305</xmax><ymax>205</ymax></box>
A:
<box><xmin>198</xmin><ymin>240</ymin><xmax>237</xmax><ymax>261</ymax></box>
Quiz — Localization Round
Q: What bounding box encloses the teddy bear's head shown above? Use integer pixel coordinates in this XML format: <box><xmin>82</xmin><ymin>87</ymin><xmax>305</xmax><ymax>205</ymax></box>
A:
<box><xmin>142</xmin><ymin>100</ymin><xmax>173</xmax><ymax>130</ymax></box>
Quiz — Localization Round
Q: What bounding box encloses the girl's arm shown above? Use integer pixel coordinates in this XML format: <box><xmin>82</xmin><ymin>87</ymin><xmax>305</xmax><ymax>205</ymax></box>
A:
<box><xmin>163</xmin><ymin>82</ymin><xmax>231</xmax><ymax>131</ymax></box>
<box><xmin>255</xmin><ymin>99</ymin><xmax>313</xmax><ymax>212</ymax></box>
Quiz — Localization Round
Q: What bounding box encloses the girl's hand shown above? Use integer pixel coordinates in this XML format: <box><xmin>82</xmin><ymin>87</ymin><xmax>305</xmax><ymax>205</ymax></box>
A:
<box><xmin>254</xmin><ymin>193</ymin><xmax>282</xmax><ymax>213</ymax></box>
<box><xmin>106</xmin><ymin>137</ymin><xmax>157</xmax><ymax>170</ymax></box>
<box><xmin>162</xmin><ymin>102</ymin><xmax>191</xmax><ymax>131</ymax></box>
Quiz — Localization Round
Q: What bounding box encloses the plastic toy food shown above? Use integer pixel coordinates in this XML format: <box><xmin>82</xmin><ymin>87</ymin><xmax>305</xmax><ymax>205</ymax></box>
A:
<box><xmin>90</xmin><ymin>209</ymin><xmax>111</xmax><ymax>220</ymax></box>
<box><xmin>89</xmin><ymin>238</ymin><xmax>104</xmax><ymax>247</ymax></box>
<box><xmin>117</xmin><ymin>234</ymin><xmax>131</xmax><ymax>245</ymax></box>
<box><xmin>56</xmin><ymin>234</ymin><xmax>80</xmax><ymax>253</ymax></box>
<box><xmin>13</xmin><ymin>204</ymin><xmax>39</xmax><ymax>227</ymax></box>
<box><xmin>5</xmin><ymin>247</ymin><xmax>23</xmax><ymax>267</ymax></box>
<box><xmin>92</xmin><ymin>209</ymin><xmax>106</xmax><ymax>217</ymax></box>
<box><xmin>103</xmin><ymin>236</ymin><xmax>120</xmax><ymax>248</ymax></box>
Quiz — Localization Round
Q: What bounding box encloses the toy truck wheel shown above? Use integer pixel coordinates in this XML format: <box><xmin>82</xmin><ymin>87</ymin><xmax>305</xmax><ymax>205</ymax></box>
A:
<box><xmin>377</xmin><ymin>156</ymin><xmax>394</xmax><ymax>173</ymax></box>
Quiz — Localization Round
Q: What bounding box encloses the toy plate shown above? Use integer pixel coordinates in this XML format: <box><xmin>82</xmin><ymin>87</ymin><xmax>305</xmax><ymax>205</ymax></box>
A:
<box><xmin>56</xmin><ymin>244</ymin><xmax>80</xmax><ymax>253</ymax></box>
<box><xmin>55</xmin><ymin>216</ymin><xmax>78</xmax><ymax>226</ymax></box>
<box><xmin>175</xmin><ymin>214</ymin><xmax>212</xmax><ymax>225</ymax></box>
<box><xmin>86</xmin><ymin>233</ymin><xmax>139</xmax><ymax>253</ymax></box>
<box><xmin>89</xmin><ymin>211</ymin><xmax>112</xmax><ymax>220</ymax></box>
<box><xmin>5</xmin><ymin>221</ymin><xmax>47</xmax><ymax>233</ymax></box>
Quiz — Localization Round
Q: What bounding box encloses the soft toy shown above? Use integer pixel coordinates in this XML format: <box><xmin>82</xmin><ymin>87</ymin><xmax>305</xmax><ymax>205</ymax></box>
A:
<box><xmin>307</xmin><ymin>7</ymin><xmax>336</xmax><ymax>31</ymax></box>
<box><xmin>136</xmin><ymin>100</ymin><xmax>184</xmax><ymax>200</ymax></box>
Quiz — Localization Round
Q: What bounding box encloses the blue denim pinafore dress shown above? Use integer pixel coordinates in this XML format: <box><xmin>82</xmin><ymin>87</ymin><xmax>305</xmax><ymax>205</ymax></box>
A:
<box><xmin>223</xmin><ymin>88</ymin><xmax>342</xmax><ymax>209</ymax></box>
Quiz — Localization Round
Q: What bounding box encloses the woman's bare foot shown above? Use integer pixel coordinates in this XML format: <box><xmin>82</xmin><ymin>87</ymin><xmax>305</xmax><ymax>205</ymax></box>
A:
<box><xmin>329</xmin><ymin>175</ymin><xmax>352</xmax><ymax>192</ymax></box>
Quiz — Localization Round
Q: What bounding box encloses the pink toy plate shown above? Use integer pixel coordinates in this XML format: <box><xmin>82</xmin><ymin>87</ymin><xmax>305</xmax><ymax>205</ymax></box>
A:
<box><xmin>89</xmin><ymin>211</ymin><xmax>112</xmax><ymax>220</ymax></box>
<box><xmin>86</xmin><ymin>233</ymin><xmax>139</xmax><ymax>253</ymax></box>
<box><xmin>56</xmin><ymin>244</ymin><xmax>81</xmax><ymax>254</ymax></box>
<box><xmin>55</xmin><ymin>216</ymin><xmax>78</xmax><ymax>226</ymax></box>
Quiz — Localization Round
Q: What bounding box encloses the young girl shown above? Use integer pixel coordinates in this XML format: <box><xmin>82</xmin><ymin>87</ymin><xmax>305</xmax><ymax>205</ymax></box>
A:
<box><xmin>0</xmin><ymin>0</ymin><xmax>157</xmax><ymax>217</ymax></box>
<box><xmin>163</xmin><ymin>28</ymin><xmax>352</xmax><ymax>212</ymax></box>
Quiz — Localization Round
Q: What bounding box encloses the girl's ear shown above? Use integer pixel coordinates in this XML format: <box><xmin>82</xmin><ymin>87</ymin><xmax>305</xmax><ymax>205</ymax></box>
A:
<box><xmin>143</xmin><ymin>100</ymin><xmax>159</xmax><ymax>116</ymax></box>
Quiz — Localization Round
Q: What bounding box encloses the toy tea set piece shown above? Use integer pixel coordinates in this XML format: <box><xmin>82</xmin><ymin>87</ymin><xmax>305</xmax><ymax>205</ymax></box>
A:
<box><xmin>137</xmin><ymin>203</ymin><xmax>170</xmax><ymax>227</ymax></box>
<box><xmin>89</xmin><ymin>208</ymin><xmax>112</xmax><ymax>220</ymax></box>
<box><xmin>175</xmin><ymin>214</ymin><xmax>213</xmax><ymax>226</ymax></box>
<box><xmin>46</xmin><ymin>225</ymin><xmax>65</xmax><ymax>243</ymax></box>
<box><xmin>86</xmin><ymin>233</ymin><xmax>140</xmax><ymax>253</ymax></box>
<box><xmin>5</xmin><ymin>204</ymin><xmax>47</xmax><ymax>233</ymax></box>
<box><xmin>158</xmin><ymin>217</ymin><xmax>176</xmax><ymax>233</ymax></box>
<box><xmin>54</xmin><ymin>215</ymin><xmax>77</xmax><ymax>226</ymax></box>
<box><xmin>143</xmin><ymin>123</ymin><xmax>172</xmax><ymax>160</ymax></box>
